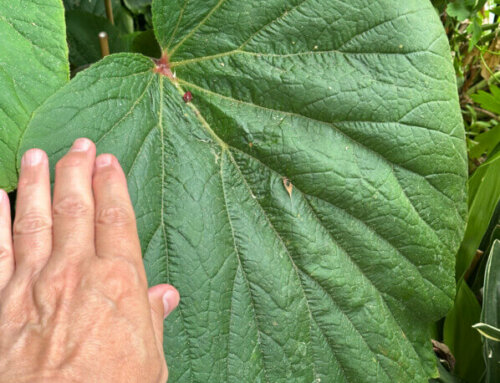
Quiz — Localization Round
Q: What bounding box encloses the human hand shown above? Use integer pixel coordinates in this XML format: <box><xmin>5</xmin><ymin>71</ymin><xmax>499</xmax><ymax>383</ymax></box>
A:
<box><xmin>0</xmin><ymin>138</ymin><xmax>179</xmax><ymax>383</ymax></box>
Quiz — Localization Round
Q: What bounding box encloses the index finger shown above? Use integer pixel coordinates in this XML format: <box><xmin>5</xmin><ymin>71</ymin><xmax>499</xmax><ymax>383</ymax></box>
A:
<box><xmin>92</xmin><ymin>154</ymin><xmax>142</xmax><ymax>265</ymax></box>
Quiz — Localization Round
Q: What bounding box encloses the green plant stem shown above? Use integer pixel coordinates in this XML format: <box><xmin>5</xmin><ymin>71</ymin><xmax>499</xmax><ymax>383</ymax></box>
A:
<box><xmin>467</xmin><ymin>72</ymin><xmax>500</xmax><ymax>95</ymax></box>
<box><xmin>481</xmin><ymin>22</ymin><xmax>499</xmax><ymax>30</ymax></box>
<box><xmin>478</xmin><ymin>31</ymin><xmax>497</xmax><ymax>46</ymax></box>
<box><xmin>474</xmin><ymin>106</ymin><xmax>500</xmax><ymax>121</ymax></box>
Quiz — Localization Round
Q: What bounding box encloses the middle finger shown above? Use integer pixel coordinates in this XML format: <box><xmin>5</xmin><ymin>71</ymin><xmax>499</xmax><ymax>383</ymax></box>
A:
<box><xmin>51</xmin><ymin>138</ymin><xmax>96</xmax><ymax>263</ymax></box>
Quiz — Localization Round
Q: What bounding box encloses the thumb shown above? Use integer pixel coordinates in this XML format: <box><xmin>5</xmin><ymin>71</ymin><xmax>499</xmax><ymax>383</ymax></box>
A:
<box><xmin>148</xmin><ymin>284</ymin><xmax>180</xmax><ymax>347</ymax></box>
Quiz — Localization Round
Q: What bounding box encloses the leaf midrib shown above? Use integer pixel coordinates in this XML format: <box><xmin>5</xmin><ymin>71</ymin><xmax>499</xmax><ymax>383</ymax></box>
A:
<box><xmin>158</xmin><ymin>73</ymin><xmax>197</xmax><ymax>383</ymax></box>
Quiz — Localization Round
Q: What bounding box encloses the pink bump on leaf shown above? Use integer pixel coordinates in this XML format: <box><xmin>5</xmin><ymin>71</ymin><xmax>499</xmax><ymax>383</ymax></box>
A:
<box><xmin>183</xmin><ymin>91</ymin><xmax>193</xmax><ymax>103</ymax></box>
<box><xmin>153</xmin><ymin>54</ymin><xmax>174</xmax><ymax>79</ymax></box>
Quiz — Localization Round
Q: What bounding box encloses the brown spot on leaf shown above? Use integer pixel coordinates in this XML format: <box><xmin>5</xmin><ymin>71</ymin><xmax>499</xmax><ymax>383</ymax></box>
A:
<box><xmin>282</xmin><ymin>177</ymin><xmax>293</xmax><ymax>197</ymax></box>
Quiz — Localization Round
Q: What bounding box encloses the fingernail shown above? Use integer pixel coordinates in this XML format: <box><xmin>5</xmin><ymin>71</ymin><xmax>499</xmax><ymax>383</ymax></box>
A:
<box><xmin>95</xmin><ymin>154</ymin><xmax>113</xmax><ymax>168</ymax></box>
<box><xmin>71</xmin><ymin>138</ymin><xmax>91</xmax><ymax>152</ymax></box>
<box><xmin>163</xmin><ymin>290</ymin><xmax>176</xmax><ymax>319</ymax></box>
<box><xmin>22</xmin><ymin>149</ymin><xmax>44</xmax><ymax>167</ymax></box>
<box><xmin>0</xmin><ymin>190</ymin><xmax>5</xmax><ymax>204</ymax></box>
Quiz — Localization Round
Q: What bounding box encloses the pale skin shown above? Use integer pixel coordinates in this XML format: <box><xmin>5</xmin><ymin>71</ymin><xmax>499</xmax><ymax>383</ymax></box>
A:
<box><xmin>0</xmin><ymin>138</ymin><xmax>179</xmax><ymax>383</ymax></box>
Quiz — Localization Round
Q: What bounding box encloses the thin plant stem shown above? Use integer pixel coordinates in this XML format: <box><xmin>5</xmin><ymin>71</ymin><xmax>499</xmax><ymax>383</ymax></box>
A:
<box><xmin>99</xmin><ymin>32</ymin><xmax>110</xmax><ymax>58</ymax></box>
<box><xmin>104</xmin><ymin>0</ymin><xmax>114</xmax><ymax>25</ymax></box>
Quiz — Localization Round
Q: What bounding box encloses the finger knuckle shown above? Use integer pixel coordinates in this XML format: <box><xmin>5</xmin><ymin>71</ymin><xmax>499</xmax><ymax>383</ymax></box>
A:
<box><xmin>14</xmin><ymin>213</ymin><xmax>52</xmax><ymax>235</ymax></box>
<box><xmin>17</xmin><ymin>176</ymin><xmax>33</xmax><ymax>189</ymax></box>
<box><xmin>96</xmin><ymin>206</ymin><xmax>133</xmax><ymax>226</ymax></box>
<box><xmin>113</xmin><ymin>258</ymin><xmax>141</xmax><ymax>282</ymax></box>
<box><xmin>56</xmin><ymin>154</ymin><xmax>85</xmax><ymax>170</ymax></box>
<box><xmin>53</xmin><ymin>196</ymin><xmax>92</xmax><ymax>218</ymax></box>
<box><xmin>0</xmin><ymin>246</ymin><xmax>12</xmax><ymax>261</ymax></box>
<box><xmin>99</xmin><ymin>257</ymin><xmax>142</xmax><ymax>294</ymax></box>
<box><xmin>94</xmin><ymin>165</ymin><xmax>119</xmax><ymax>181</ymax></box>
<box><xmin>36</xmin><ymin>263</ymin><xmax>82</xmax><ymax>295</ymax></box>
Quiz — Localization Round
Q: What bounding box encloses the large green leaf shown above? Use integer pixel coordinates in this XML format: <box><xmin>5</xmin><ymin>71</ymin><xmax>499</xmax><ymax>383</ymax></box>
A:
<box><xmin>0</xmin><ymin>0</ymin><xmax>68</xmax><ymax>191</ymax></box>
<box><xmin>19</xmin><ymin>0</ymin><xmax>467</xmax><ymax>381</ymax></box>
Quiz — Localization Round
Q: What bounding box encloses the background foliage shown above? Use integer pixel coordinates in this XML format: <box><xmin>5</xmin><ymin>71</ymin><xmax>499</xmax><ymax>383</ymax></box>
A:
<box><xmin>429</xmin><ymin>1</ymin><xmax>500</xmax><ymax>382</ymax></box>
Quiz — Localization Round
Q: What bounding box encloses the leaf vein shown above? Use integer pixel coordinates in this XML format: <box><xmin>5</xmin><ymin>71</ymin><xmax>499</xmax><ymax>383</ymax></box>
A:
<box><xmin>220</xmin><ymin>152</ymin><xmax>271</xmax><ymax>383</ymax></box>
<box><xmin>95</xmin><ymin>75</ymin><xmax>155</xmax><ymax>145</ymax></box>
<box><xmin>169</xmin><ymin>0</ymin><xmax>228</xmax><ymax>56</ymax></box>
<box><xmin>166</xmin><ymin>0</ymin><xmax>189</xmax><ymax>51</ymax></box>
<box><xmin>177</xmin><ymin>79</ymin><xmax>461</xmax><ymax>202</ymax></box>
<box><xmin>227</xmin><ymin>144</ymin><xmax>450</xmax><ymax>300</ymax></box>
<box><xmin>226</xmin><ymin>149</ymin><xmax>399</xmax><ymax>382</ymax></box>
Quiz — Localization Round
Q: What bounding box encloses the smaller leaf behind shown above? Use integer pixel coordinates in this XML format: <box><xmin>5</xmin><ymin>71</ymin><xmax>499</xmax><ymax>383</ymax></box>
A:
<box><xmin>122</xmin><ymin>29</ymin><xmax>161</xmax><ymax>58</ymax></box>
<box><xmin>472</xmin><ymin>86</ymin><xmax>500</xmax><ymax>115</ymax></box>
<box><xmin>456</xmin><ymin>152</ymin><xmax>500</xmax><ymax>279</ymax></box>
<box><xmin>443</xmin><ymin>279</ymin><xmax>485</xmax><ymax>382</ymax></box>
<box><xmin>66</xmin><ymin>10</ymin><xmax>126</xmax><ymax>68</ymax></box>
<box><xmin>478</xmin><ymin>240</ymin><xmax>500</xmax><ymax>382</ymax></box>
<box><xmin>63</xmin><ymin>0</ymin><xmax>133</xmax><ymax>33</ymax></box>
<box><xmin>123</xmin><ymin>0</ymin><xmax>152</xmax><ymax>14</ymax></box>
<box><xmin>0</xmin><ymin>0</ymin><xmax>69</xmax><ymax>191</ymax></box>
